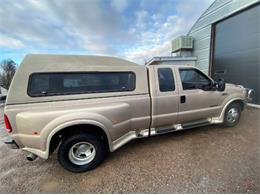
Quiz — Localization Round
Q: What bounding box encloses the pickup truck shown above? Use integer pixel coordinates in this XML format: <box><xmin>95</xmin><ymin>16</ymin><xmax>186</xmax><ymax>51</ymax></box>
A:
<box><xmin>4</xmin><ymin>54</ymin><xmax>252</xmax><ymax>172</ymax></box>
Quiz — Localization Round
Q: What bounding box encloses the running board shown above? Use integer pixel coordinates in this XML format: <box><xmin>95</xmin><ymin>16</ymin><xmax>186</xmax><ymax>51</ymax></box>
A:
<box><xmin>182</xmin><ymin>120</ymin><xmax>210</xmax><ymax>129</ymax></box>
<box><xmin>154</xmin><ymin>120</ymin><xmax>210</xmax><ymax>135</ymax></box>
<box><xmin>153</xmin><ymin>124</ymin><xmax>182</xmax><ymax>135</ymax></box>
<box><xmin>111</xmin><ymin>119</ymin><xmax>213</xmax><ymax>152</ymax></box>
<box><xmin>156</xmin><ymin>128</ymin><xmax>176</xmax><ymax>134</ymax></box>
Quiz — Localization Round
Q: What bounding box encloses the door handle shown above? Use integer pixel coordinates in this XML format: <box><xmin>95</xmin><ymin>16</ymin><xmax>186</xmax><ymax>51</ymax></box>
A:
<box><xmin>180</xmin><ymin>95</ymin><xmax>186</xmax><ymax>104</ymax></box>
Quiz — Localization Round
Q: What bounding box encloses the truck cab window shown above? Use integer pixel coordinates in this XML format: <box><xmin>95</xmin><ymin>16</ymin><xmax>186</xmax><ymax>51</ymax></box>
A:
<box><xmin>179</xmin><ymin>68</ymin><xmax>211</xmax><ymax>90</ymax></box>
<box><xmin>158</xmin><ymin>68</ymin><xmax>175</xmax><ymax>92</ymax></box>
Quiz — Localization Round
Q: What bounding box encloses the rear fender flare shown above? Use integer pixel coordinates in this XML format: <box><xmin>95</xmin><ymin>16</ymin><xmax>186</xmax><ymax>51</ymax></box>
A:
<box><xmin>42</xmin><ymin>113</ymin><xmax>113</xmax><ymax>157</ymax></box>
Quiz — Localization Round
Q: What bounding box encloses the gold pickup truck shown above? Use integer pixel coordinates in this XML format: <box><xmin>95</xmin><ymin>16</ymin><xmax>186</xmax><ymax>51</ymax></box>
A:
<box><xmin>4</xmin><ymin>54</ymin><xmax>252</xmax><ymax>172</ymax></box>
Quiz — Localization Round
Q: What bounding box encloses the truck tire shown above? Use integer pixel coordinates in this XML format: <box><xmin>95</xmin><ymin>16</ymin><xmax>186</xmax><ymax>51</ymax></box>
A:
<box><xmin>223</xmin><ymin>102</ymin><xmax>242</xmax><ymax>127</ymax></box>
<box><xmin>58</xmin><ymin>133</ymin><xmax>106</xmax><ymax>172</ymax></box>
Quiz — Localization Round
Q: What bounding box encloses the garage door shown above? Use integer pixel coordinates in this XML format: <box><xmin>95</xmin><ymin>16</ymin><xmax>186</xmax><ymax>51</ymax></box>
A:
<box><xmin>212</xmin><ymin>4</ymin><xmax>260</xmax><ymax>105</ymax></box>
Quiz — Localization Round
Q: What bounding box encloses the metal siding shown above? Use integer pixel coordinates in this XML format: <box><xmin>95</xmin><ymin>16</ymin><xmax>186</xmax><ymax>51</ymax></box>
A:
<box><xmin>193</xmin><ymin>3</ymin><xmax>234</xmax><ymax>32</ymax></box>
<box><xmin>188</xmin><ymin>0</ymin><xmax>260</xmax><ymax>72</ymax></box>
<box><xmin>193</xmin><ymin>48</ymin><xmax>211</xmax><ymax>60</ymax></box>
<box><xmin>204</xmin><ymin>0</ymin><xmax>232</xmax><ymax>13</ymax></box>
<box><xmin>193</xmin><ymin>37</ymin><xmax>211</xmax><ymax>51</ymax></box>
<box><xmin>190</xmin><ymin>0</ymin><xmax>259</xmax><ymax>33</ymax></box>
<box><xmin>212</xmin><ymin>5</ymin><xmax>260</xmax><ymax>104</ymax></box>
<box><xmin>189</xmin><ymin>25</ymin><xmax>211</xmax><ymax>72</ymax></box>
<box><xmin>189</xmin><ymin>25</ymin><xmax>211</xmax><ymax>40</ymax></box>
<box><xmin>196</xmin><ymin>58</ymin><xmax>210</xmax><ymax>70</ymax></box>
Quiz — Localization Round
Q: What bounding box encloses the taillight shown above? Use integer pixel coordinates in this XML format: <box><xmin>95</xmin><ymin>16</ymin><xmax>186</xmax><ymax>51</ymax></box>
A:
<box><xmin>4</xmin><ymin>114</ymin><xmax>12</xmax><ymax>133</ymax></box>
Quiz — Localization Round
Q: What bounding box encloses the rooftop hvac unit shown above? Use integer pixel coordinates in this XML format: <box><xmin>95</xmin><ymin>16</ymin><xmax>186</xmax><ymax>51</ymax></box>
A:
<box><xmin>172</xmin><ymin>36</ymin><xmax>194</xmax><ymax>53</ymax></box>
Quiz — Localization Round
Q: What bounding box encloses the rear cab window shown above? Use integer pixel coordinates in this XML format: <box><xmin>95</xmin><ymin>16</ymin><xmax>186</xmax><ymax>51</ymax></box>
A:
<box><xmin>157</xmin><ymin>68</ymin><xmax>175</xmax><ymax>92</ymax></box>
<box><xmin>28</xmin><ymin>72</ymin><xmax>136</xmax><ymax>97</ymax></box>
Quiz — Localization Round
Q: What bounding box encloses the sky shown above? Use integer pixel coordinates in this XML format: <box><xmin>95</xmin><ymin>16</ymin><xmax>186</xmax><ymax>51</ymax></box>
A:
<box><xmin>0</xmin><ymin>0</ymin><xmax>214</xmax><ymax>65</ymax></box>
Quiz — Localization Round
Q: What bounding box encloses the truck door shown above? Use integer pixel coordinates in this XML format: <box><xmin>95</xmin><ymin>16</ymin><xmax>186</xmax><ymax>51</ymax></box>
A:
<box><xmin>176</xmin><ymin>67</ymin><xmax>225</xmax><ymax>123</ymax></box>
<box><xmin>149</xmin><ymin>66</ymin><xmax>179</xmax><ymax>129</ymax></box>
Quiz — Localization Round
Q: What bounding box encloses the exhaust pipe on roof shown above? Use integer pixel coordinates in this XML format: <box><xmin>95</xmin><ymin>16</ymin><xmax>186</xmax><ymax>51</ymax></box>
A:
<box><xmin>26</xmin><ymin>153</ymin><xmax>38</xmax><ymax>161</ymax></box>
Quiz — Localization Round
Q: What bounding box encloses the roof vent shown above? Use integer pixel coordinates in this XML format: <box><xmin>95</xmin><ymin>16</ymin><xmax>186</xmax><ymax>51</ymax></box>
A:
<box><xmin>172</xmin><ymin>36</ymin><xmax>193</xmax><ymax>53</ymax></box>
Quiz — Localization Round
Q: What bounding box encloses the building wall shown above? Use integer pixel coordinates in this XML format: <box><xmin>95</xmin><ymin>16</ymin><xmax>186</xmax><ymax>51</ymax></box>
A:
<box><xmin>188</xmin><ymin>0</ymin><xmax>260</xmax><ymax>74</ymax></box>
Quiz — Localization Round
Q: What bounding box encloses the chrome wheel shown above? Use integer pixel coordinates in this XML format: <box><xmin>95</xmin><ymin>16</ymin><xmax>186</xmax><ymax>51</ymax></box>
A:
<box><xmin>227</xmin><ymin>108</ymin><xmax>239</xmax><ymax>123</ymax></box>
<box><xmin>68</xmin><ymin>142</ymin><xmax>96</xmax><ymax>165</ymax></box>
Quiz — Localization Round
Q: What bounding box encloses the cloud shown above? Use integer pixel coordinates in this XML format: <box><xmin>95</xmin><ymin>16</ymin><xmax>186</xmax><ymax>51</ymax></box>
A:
<box><xmin>135</xmin><ymin>10</ymin><xmax>149</xmax><ymax>29</ymax></box>
<box><xmin>123</xmin><ymin>15</ymin><xmax>184</xmax><ymax>63</ymax></box>
<box><xmin>123</xmin><ymin>0</ymin><xmax>214</xmax><ymax>64</ymax></box>
<box><xmin>0</xmin><ymin>34</ymin><xmax>25</xmax><ymax>49</ymax></box>
<box><xmin>0</xmin><ymin>0</ymin><xmax>214</xmax><ymax>64</ymax></box>
<box><xmin>124</xmin><ymin>41</ymin><xmax>171</xmax><ymax>64</ymax></box>
<box><xmin>110</xmin><ymin>0</ymin><xmax>128</xmax><ymax>12</ymax></box>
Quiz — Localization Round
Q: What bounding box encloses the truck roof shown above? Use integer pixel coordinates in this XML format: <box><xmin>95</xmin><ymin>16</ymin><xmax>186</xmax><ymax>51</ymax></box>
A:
<box><xmin>20</xmin><ymin>54</ymin><xmax>141</xmax><ymax>69</ymax></box>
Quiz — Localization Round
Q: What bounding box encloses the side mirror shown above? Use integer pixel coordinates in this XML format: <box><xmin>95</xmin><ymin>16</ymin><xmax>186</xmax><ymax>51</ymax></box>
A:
<box><xmin>217</xmin><ymin>78</ymin><xmax>226</xmax><ymax>91</ymax></box>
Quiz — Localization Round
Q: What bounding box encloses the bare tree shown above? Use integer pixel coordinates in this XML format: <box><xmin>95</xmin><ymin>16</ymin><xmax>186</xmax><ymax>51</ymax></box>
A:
<box><xmin>0</xmin><ymin>59</ymin><xmax>17</xmax><ymax>90</ymax></box>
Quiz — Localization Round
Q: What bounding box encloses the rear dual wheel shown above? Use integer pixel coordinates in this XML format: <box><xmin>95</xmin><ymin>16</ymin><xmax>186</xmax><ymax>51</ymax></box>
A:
<box><xmin>58</xmin><ymin>133</ymin><xmax>106</xmax><ymax>173</ymax></box>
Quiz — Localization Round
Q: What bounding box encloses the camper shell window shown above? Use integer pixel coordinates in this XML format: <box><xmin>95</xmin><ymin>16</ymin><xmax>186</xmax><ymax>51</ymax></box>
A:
<box><xmin>28</xmin><ymin>72</ymin><xmax>136</xmax><ymax>97</ymax></box>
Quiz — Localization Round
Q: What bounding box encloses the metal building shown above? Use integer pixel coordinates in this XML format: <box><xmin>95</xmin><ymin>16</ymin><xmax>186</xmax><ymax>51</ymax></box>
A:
<box><xmin>188</xmin><ymin>0</ymin><xmax>260</xmax><ymax>105</ymax></box>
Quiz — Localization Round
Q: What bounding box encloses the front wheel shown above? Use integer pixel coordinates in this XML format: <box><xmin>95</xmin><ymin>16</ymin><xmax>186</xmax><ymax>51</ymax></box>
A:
<box><xmin>223</xmin><ymin>102</ymin><xmax>242</xmax><ymax>127</ymax></box>
<box><xmin>58</xmin><ymin>133</ymin><xmax>106</xmax><ymax>172</ymax></box>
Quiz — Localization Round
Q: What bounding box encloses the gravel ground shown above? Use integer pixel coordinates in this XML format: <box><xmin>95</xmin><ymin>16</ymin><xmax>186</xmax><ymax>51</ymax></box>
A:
<box><xmin>0</xmin><ymin>107</ymin><xmax>259</xmax><ymax>193</ymax></box>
